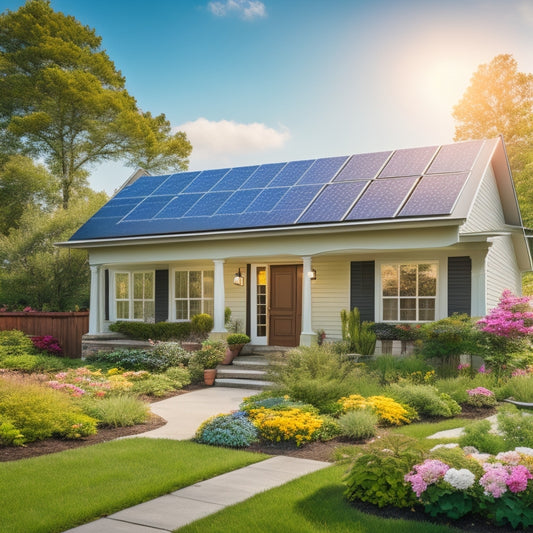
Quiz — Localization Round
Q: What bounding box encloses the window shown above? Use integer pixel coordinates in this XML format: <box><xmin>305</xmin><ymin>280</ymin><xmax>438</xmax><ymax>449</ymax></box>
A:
<box><xmin>381</xmin><ymin>263</ymin><xmax>437</xmax><ymax>322</ymax></box>
<box><xmin>174</xmin><ymin>270</ymin><xmax>214</xmax><ymax>320</ymax></box>
<box><xmin>115</xmin><ymin>271</ymin><xmax>154</xmax><ymax>322</ymax></box>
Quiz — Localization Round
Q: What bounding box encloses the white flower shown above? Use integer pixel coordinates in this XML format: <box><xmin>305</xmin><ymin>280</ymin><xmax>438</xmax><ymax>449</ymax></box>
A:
<box><xmin>468</xmin><ymin>452</ymin><xmax>491</xmax><ymax>463</ymax></box>
<box><xmin>444</xmin><ymin>468</ymin><xmax>476</xmax><ymax>490</ymax></box>
<box><xmin>515</xmin><ymin>447</ymin><xmax>533</xmax><ymax>456</ymax></box>
<box><xmin>496</xmin><ymin>451</ymin><xmax>521</xmax><ymax>465</ymax></box>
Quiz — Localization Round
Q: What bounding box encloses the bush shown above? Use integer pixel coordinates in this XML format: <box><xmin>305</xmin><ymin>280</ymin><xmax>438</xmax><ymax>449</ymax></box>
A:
<box><xmin>465</xmin><ymin>387</ymin><xmax>497</xmax><ymax>408</ymax></box>
<box><xmin>81</xmin><ymin>395</ymin><xmax>149</xmax><ymax>427</ymax></box>
<box><xmin>370</xmin><ymin>322</ymin><xmax>399</xmax><ymax>340</ymax></box>
<box><xmin>0</xmin><ymin>329</ymin><xmax>36</xmax><ymax>357</ymax></box>
<box><xmin>343</xmin><ymin>435</ymin><xmax>424</xmax><ymax>508</ymax></box>
<box><xmin>0</xmin><ymin>418</ymin><xmax>25</xmax><ymax>446</ymax></box>
<box><xmin>30</xmin><ymin>335</ymin><xmax>63</xmax><ymax>356</ymax></box>
<box><xmin>338</xmin><ymin>409</ymin><xmax>378</xmax><ymax>439</ymax></box>
<box><xmin>388</xmin><ymin>383</ymin><xmax>461</xmax><ymax>418</ymax></box>
<box><xmin>150</xmin><ymin>342</ymin><xmax>192</xmax><ymax>366</ymax></box>
<box><xmin>338</xmin><ymin>394</ymin><xmax>416</xmax><ymax>426</ymax></box>
<box><xmin>0</xmin><ymin>353</ymin><xmax>69</xmax><ymax>372</ymax></box>
<box><xmin>109</xmin><ymin>321</ymin><xmax>191</xmax><ymax>341</ymax></box>
<box><xmin>340</xmin><ymin>308</ymin><xmax>376</xmax><ymax>355</ymax></box>
<box><xmin>504</xmin><ymin>375</ymin><xmax>533</xmax><ymax>402</ymax></box>
<box><xmin>226</xmin><ymin>333</ymin><xmax>250</xmax><ymax>346</ymax></box>
<box><xmin>497</xmin><ymin>404</ymin><xmax>533</xmax><ymax>448</ymax></box>
<box><xmin>458</xmin><ymin>419</ymin><xmax>507</xmax><ymax>454</ymax></box>
<box><xmin>367</xmin><ymin>354</ymin><xmax>431</xmax><ymax>384</ymax></box>
<box><xmin>190</xmin><ymin>313</ymin><xmax>213</xmax><ymax>339</ymax></box>
<box><xmin>315</xmin><ymin>415</ymin><xmax>343</xmax><ymax>441</ymax></box>
<box><xmin>195</xmin><ymin>412</ymin><xmax>259</xmax><ymax>448</ymax></box>
<box><xmin>435</xmin><ymin>374</ymin><xmax>498</xmax><ymax>404</ymax></box>
<box><xmin>164</xmin><ymin>366</ymin><xmax>191</xmax><ymax>388</ymax></box>
<box><xmin>189</xmin><ymin>340</ymin><xmax>225</xmax><ymax>369</ymax></box>
<box><xmin>87</xmin><ymin>347</ymin><xmax>185</xmax><ymax>372</ymax></box>
<box><xmin>130</xmin><ymin>374</ymin><xmax>178</xmax><ymax>397</ymax></box>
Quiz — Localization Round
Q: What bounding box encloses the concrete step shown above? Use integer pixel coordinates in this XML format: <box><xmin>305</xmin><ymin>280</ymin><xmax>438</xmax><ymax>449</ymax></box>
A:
<box><xmin>215</xmin><ymin>377</ymin><xmax>274</xmax><ymax>390</ymax></box>
<box><xmin>216</xmin><ymin>367</ymin><xmax>268</xmax><ymax>380</ymax></box>
<box><xmin>231</xmin><ymin>356</ymin><xmax>269</xmax><ymax>370</ymax></box>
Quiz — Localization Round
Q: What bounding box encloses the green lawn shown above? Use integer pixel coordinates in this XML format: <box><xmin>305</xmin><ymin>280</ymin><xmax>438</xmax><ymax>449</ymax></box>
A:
<box><xmin>176</xmin><ymin>465</ymin><xmax>461</xmax><ymax>533</ymax></box>
<box><xmin>0</xmin><ymin>438</ymin><xmax>266</xmax><ymax>533</ymax></box>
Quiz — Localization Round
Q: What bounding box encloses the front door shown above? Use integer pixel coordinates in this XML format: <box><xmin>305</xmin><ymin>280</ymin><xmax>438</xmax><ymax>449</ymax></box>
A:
<box><xmin>269</xmin><ymin>265</ymin><xmax>302</xmax><ymax>346</ymax></box>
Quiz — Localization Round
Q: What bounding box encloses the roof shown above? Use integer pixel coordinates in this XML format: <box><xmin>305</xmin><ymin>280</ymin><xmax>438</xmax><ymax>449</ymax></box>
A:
<box><xmin>69</xmin><ymin>138</ymin><xmax>508</xmax><ymax>242</ymax></box>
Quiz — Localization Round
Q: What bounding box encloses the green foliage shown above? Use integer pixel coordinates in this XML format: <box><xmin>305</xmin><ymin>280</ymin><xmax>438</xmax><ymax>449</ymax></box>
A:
<box><xmin>368</xmin><ymin>354</ymin><xmax>431</xmax><ymax>384</ymax></box>
<box><xmin>87</xmin><ymin>347</ymin><xmax>187</xmax><ymax>372</ymax></box>
<box><xmin>0</xmin><ymin>375</ymin><xmax>98</xmax><ymax>443</ymax></box>
<box><xmin>388</xmin><ymin>383</ymin><xmax>461</xmax><ymax>418</ymax></box>
<box><xmin>164</xmin><ymin>366</ymin><xmax>191</xmax><ymax>388</ymax></box>
<box><xmin>80</xmin><ymin>395</ymin><xmax>149</xmax><ymax>428</ymax></box>
<box><xmin>226</xmin><ymin>333</ymin><xmax>250</xmax><ymax>346</ymax></box>
<box><xmin>108</xmin><ymin>321</ymin><xmax>191</xmax><ymax>341</ymax></box>
<box><xmin>190</xmin><ymin>313</ymin><xmax>214</xmax><ymax>338</ymax></box>
<box><xmin>434</xmin><ymin>374</ymin><xmax>498</xmax><ymax>404</ymax></box>
<box><xmin>0</xmin><ymin>329</ymin><xmax>36</xmax><ymax>357</ymax></box>
<box><xmin>497</xmin><ymin>404</ymin><xmax>533</xmax><ymax>448</ymax></box>
<box><xmin>428</xmin><ymin>446</ymin><xmax>484</xmax><ymax>478</ymax></box>
<box><xmin>151</xmin><ymin>342</ymin><xmax>192</xmax><ymax>366</ymax></box>
<box><xmin>370</xmin><ymin>322</ymin><xmax>399</xmax><ymax>340</ymax></box>
<box><xmin>0</xmin><ymin>418</ymin><xmax>25</xmax><ymax>446</ymax></box>
<box><xmin>129</xmin><ymin>374</ymin><xmax>179</xmax><ymax>397</ymax></box>
<box><xmin>504</xmin><ymin>375</ymin><xmax>533</xmax><ymax>402</ymax></box>
<box><xmin>340</xmin><ymin>308</ymin><xmax>376</xmax><ymax>355</ymax></box>
<box><xmin>189</xmin><ymin>340</ymin><xmax>225</xmax><ymax>369</ymax></box>
<box><xmin>315</xmin><ymin>415</ymin><xmax>343</xmax><ymax>441</ymax></box>
<box><xmin>343</xmin><ymin>435</ymin><xmax>424</xmax><ymax>508</ymax></box>
<box><xmin>195</xmin><ymin>413</ymin><xmax>259</xmax><ymax>448</ymax></box>
<box><xmin>338</xmin><ymin>409</ymin><xmax>378</xmax><ymax>440</ymax></box>
<box><xmin>458</xmin><ymin>419</ymin><xmax>507</xmax><ymax>454</ymax></box>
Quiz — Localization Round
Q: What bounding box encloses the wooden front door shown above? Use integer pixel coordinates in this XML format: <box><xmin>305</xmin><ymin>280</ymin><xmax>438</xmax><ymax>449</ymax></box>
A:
<box><xmin>269</xmin><ymin>265</ymin><xmax>302</xmax><ymax>346</ymax></box>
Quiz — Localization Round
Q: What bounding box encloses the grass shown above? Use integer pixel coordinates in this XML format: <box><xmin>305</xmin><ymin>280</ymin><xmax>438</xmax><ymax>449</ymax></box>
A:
<box><xmin>176</xmin><ymin>465</ymin><xmax>461</xmax><ymax>533</ymax></box>
<box><xmin>389</xmin><ymin>417</ymin><xmax>474</xmax><ymax>439</ymax></box>
<box><xmin>0</xmin><ymin>438</ymin><xmax>266</xmax><ymax>533</ymax></box>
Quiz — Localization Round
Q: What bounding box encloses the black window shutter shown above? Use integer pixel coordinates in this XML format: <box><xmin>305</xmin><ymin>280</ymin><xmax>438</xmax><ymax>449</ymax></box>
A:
<box><xmin>350</xmin><ymin>261</ymin><xmax>375</xmax><ymax>322</ymax></box>
<box><xmin>104</xmin><ymin>269</ymin><xmax>109</xmax><ymax>321</ymax></box>
<box><xmin>448</xmin><ymin>257</ymin><xmax>471</xmax><ymax>316</ymax></box>
<box><xmin>155</xmin><ymin>270</ymin><xmax>169</xmax><ymax>323</ymax></box>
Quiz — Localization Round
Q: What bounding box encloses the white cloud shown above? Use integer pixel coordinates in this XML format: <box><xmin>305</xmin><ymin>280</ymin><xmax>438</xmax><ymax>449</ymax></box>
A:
<box><xmin>208</xmin><ymin>0</ymin><xmax>266</xmax><ymax>20</ymax></box>
<box><xmin>175</xmin><ymin>117</ymin><xmax>290</xmax><ymax>168</ymax></box>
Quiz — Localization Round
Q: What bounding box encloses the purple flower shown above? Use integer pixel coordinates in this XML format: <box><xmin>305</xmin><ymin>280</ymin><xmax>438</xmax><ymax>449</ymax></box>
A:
<box><xmin>506</xmin><ymin>465</ymin><xmax>532</xmax><ymax>493</ymax></box>
<box><xmin>467</xmin><ymin>387</ymin><xmax>494</xmax><ymax>397</ymax></box>
<box><xmin>405</xmin><ymin>459</ymin><xmax>450</xmax><ymax>497</ymax></box>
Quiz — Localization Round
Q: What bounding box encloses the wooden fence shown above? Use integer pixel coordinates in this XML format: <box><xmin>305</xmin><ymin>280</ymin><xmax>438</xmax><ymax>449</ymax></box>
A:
<box><xmin>0</xmin><ymin>312</ymin><xmax>89</xmax><ymax>358</ymax></box>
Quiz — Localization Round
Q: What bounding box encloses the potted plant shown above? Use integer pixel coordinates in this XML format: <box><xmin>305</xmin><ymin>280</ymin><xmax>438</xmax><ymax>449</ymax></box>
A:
<box><xmin>222</xmin><ymin>333</ymin><xmax>250</xmax><ymax>365</ymax></box>
<box><xmin>192</xmin><ymin>340</ymin><xmax>225</xmax><ymax>385</ymax></box>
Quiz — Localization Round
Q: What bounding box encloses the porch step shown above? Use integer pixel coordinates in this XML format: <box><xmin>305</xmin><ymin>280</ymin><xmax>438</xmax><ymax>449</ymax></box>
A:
<box><xmin>215</xmin><ymin>378</ymin><xmax>274</xmax><ymax>390</ymax></box>
<box><xmin>215</xmin><ymin>353</ymin><xmax>273</xmax><ymax>389</ymax></box>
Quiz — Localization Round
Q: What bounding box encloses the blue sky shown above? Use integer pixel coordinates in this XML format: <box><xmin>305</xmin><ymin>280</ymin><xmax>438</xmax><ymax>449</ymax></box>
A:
<box><xmin>4</xmin><ymin>0</ymin><xmax>533</xmax><ymax>194</ymax></box>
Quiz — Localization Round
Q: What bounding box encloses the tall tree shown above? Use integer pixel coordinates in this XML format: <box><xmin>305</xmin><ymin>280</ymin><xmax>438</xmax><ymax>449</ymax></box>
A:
<box><xmin>0</xmin><ymin>0</ymin><xmax>191</xmax><ymax>208</ymax></box>
<box><xmin>453</xmin><ymin>54</ymin><xmax>533</xmax><ymax>227</ymax></box>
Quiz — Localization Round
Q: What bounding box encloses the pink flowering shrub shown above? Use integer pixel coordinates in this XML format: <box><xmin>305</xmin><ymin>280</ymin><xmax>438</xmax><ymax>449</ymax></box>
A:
<box><xmin>404</xmin><ymin>459</ymin><xmax>449</xmax><ymax>497</ymax></box>
<box><xmin>465</xmin><ymin>387</ymin><xmax>497</xmax><ymax>408</ymax></box>
<box><xmin>31</xmin><ymin>335</ymin><xmax>63</xmax><ymax>356</ymax></box>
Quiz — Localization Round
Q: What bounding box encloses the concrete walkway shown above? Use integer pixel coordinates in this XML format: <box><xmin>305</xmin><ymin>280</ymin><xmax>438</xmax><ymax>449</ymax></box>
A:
<box><xmin>64</xmin><ymin>387</ymin><xmax>330</xmax><ymax>532</ymax></box>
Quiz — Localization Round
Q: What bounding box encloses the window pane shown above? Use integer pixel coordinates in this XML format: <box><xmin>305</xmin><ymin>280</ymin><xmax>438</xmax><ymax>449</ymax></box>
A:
<box><xmin>133</xmin><ymin>301</ymin><xmax>144</xmax><ymax>319</ymax></box>
<box><xmin>133</xmin><ymin>273</ymin><xmax>144</xmax><ymax>299</ymax></box>
<box><xmin>203</xmin><ymin>299</ymin><xmax>214</xmax><ymax>317</ymax></box>
<box><xmin>382</xmin><ymin>265</ymin><xmax>398</xmax><ymax>297</ymax></box>
<box><xmin>418</xmin><ymin>264</ymin><xmax>437</xmax><ymax>296</ymax></box>
<box><xmin>400</xmin><ymin>298</ymin><xmax>417</xmax><ymax>321</ymax></box>
<box><xmin>400</xmin><ymin>265</ymin><xmax>416</xmax><ymax>296</ymax></box>
<box><xmin>115</xmin><ymin>273</ymin><xmax>129</xmax><ymax>299</ymax></box>
<box><xmin>419</xmin><ymin>298</ymin><xmax>435</xmax><ymax>321</ymax></box>
<box><xmin>175</xmin><ymin>271</ymin><xmax>188</xmax><ymax>298</ymax></box>
<box><xmin>144</xmin><ymin>301</ymin><xmax>155</xmax><ymax>323</ymax></box>
<box><xmin>117</xmin><ymin>301</ymin><xmax>129</xmax><ymax>319</ymax></box>
<box><xmin>190</xmin><ymin>271</ymin><xmax>201</xmax><ymax>298</ymax></box>
<box><xmin>144</xmin><ymin>272</ymin><xmax>154</xmax><ymax>298</ymax></box>
<box><xmin>176</xmin><ymin>300</ymin><xmax>187</xmax><ymax>320</ymax></box>
<box><xmin>203</xmin><ymin>271</ymin><xmax>214</xmax><ymax>299</ymax></box>
<box><xmin>257</xmin><ymin>267</ymin><xmax>266</xmax><ymax>286</ymax></box>
<box><xmin>383</xmin><ymin>299</ymin><xmax>398</xmax><ymax>321</ymax></box>
<box><xmin>190</xmin><ymin>299</ymin><xmax>201</xmax><ymax>316</ymax></box>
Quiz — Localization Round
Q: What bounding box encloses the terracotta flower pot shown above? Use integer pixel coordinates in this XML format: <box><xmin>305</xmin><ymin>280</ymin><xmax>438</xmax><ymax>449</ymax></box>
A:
<box><xmin>221</xmin><ymin>344</ymin><xmax>244</xmax><ymax>365</ymax></box>
<box><xmin>203</xmin><ymin>368</ymin><xmax>217</xmax><ymax>386</ymax></box>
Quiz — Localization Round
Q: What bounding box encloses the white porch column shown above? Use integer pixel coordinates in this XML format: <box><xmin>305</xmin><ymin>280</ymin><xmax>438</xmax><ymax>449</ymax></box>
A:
<box><xmin>212</xmin><ymin>259</ymin><xmax>227</xmax><ymax>334</ymax></box>
<box><xmin>300</xmin><ymin>256</ymin><xmax>315</xmax><ymax>346</ymax></box>
<box><xmin>88</xmin><ymin>265</ymin><xmax>101</xmax><ymax>334</ymax></box>
<box><xmin>471</xmin><ymin>249</ymin><xmax>488</xmax><ymax>317</ymax></box>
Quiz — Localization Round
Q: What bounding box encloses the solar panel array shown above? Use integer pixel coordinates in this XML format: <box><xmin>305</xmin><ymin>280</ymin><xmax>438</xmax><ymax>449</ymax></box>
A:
<box><xmin>70</xmin><ymin>140</ymin><xmax>485</xmax><ymax>241</ymax></box>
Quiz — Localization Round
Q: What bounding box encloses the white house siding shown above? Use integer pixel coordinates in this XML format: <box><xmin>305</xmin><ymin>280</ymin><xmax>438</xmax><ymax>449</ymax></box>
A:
<box><xmin>485</xmin><ymin>235</ymin><xmax>522</xmax><ymax>311</ymax></box>
<box><xmin>224</xmin><ymin>261</ymin><xmax>247</xmax><ymax>332</ymax></box>
<box><xmin>461</xmin><ymin>165</ymin><xmax>506</xmax><ymax>234</ymax></box>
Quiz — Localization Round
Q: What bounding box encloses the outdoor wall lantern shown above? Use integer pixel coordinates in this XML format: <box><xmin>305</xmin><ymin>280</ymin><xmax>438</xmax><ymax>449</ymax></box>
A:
<box><xmin>307</xmin><ymin>269</ymin><xmax>317</xmax><ymax>281</ymax></box>
<box><xmin>233</xmin><ymin>268</ymin><xmax>245</xmax><ymax>286</ymax></box>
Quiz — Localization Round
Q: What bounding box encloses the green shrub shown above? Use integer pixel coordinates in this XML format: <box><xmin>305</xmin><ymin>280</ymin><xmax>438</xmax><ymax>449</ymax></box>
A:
<box><xmin>190</xmin><ymin>313</ymin><xmax>213</xmax><ymax>339</ymax></box>
<box><xmin>370</xmin><ymin>322</ymin><xmax>399</xmax><ymax>340</ymax></box>
<box><xmin>0</xmin><ymin>376</ymin><xmax>98</xmax><ymax>442</ymax></box>
<box><xmin>130</xmin><ymin>374</ymin><xmax>178</xmax><ymax>397</ymax></box>
<box><xmin>435</xmin><ymin>374</ymin><xmax>498</xmax><ymax>404</ymax></box>
<box><xmin>164</xmin><ymin>366</ymin><xmax>191</xmax><ymax>388</ymax></box>
<box><xmin>497</xmin><ymin>404</ymin><xmax>533</xmax><ymax>448</ymax></box>
<box><xmin>367</xmin><ymin>354</ymin><xmax>431</xmax><ymax>384</ymax></box>
<box><xmin>340</xmin><ymin>308</ymin><xmax>376</xmax><ymax>355</ymax></box>
<box><xmin>56</xmin><ymin>412</ymin><xmax>98</xmax><ymax>439</ymax></box>
<box><xmin>429</xmin><ymin>446</ymin><xmax>484</xmax><ymax>478</ymax></box>
<box><xmin>226</xmin><ymin>333</ymin><xmax>250</xmax><ymax>346</ymax></box>
<box><xmin>388</xmin><ymin>383</ymin><xmax>461</xmax><ymax>418</ymax></box>
<box><xmin>458</xmin><ymin>419</ymin><xmax>507</xmax><ymax>454</ymax></box>
<box><xmin>0</xmin><ymin>329</ymin><xmax>36</xmax><ymax>357</ymax></box>
<box><xmin>338</xmin><ymin>409</ymin><xmax>378</xmax><ymax>440</ymax></box>
<box><xmin>87</xmin><ymin>347</ymin><xmax>185</xmax><ymax>372</ymax></box>
<box><xmin>189</xmin><ymin>340</ymin><xmax>225</xmax><ymax>369</ymax></box>
<box><xmin>0</xmin><ymin>418</ymin><xmax>25</xmax><ymax>446</ymax></box>
<box><xmin>81</xmin><ymin>395</ymin><xmax>149</xmax><ymax>427</ymax></box>
<box><xmin>315</xmin><ymin>415</ymin><xmax>343</xmax><ymax>441</ymax></box>
<box><xmin>108</xmin><ymin>321</ymin><xmax>191</xmax><ymax>341</ymax></box>
<box><xmin>150</xmin><ymin>342</ymin><xmax>192</xmax><ymax>366</ymax></box>
<box><xmin>195</xmin><ymin>412</ymin><xmax>259</xmax><ymax>448</ymax></box>
<box><xmin>343</xmin><ymin>435</ymin><xmax>424</xmax><ymax>508</ymax></box>
<box><xmin>504</xmin><ymin>375</ymin><xmax>533</xmax><ymax>402</ymax></box>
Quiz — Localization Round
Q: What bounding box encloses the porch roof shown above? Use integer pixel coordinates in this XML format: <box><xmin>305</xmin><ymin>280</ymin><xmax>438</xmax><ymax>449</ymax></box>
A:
<box><xmin>68</xmin><ymin>138</ymin><xmax>507</xmax><ymax>243</ymax></box>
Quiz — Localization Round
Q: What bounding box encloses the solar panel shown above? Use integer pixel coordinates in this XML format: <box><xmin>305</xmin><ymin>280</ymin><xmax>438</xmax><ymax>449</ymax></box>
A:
<box><xmin>427</xmin><ymin>140</ymin><xmax>483</xmax><ymax>174</ymax></box>
<box><xmin>114</xmin><ymin>175</ymin><xmax>169</xmax><ymax>198</ymax></box>
<box><xmin>91</xmin><ymin>198</ymin><xmax>140</xmax><ymax>218</ymax></box>
<box><xmin>155</xmin><ymin>172</ymin><xmax>199</xmax><ymax>195</ymax></box>
<box><xmin>154</xmin><ymin>193</ymin><xmax>203</xmax><ymax>218</ymax></box>
<box><xmin>183</xmin><ymin>168</ymin><xmax>229</xmax><ymax>193</ymax></box>
<box><xmin>273</xmin><ymin>185</ymin><xmax>322</xmax><ymax>211</ymax></box>
<box><xmin>334</xmin><ymin>151</ymin><xmax>391</xmax><ymax>181</ymax></box>
<box><xmin>122</xmin><ymin>195</ymin><xmax>175</xmax><ymax>221</ymax></box>
<box><xmin>297</xmin><ymin>156</ymin><xmax>348</xmax><ymax>185</ymax></box>
<box><xmin>240</xmin><ymin>162</ymin><xmax>286</xmax><ymax>189</ymax></box>
<box><xmin>299</xmin><ymin>182</ymin><xmax>368</xmax><ymax>223</ymax></box>
<box><xmin>183</xmin><ymin>191</ymin><xmax>233</xmax><ymax>217</ymax></box>
<box><xmin>217</xmin><ymin>189</ymin><xmax>262</xmax><ymax>215</ymax></box>
<box><xmin>212</xmin><ymin>166</ymin><xmax>258</xmax><ymax>191</ymax></box>
<box><xmin>398</xmin><ymin>172</ymin><xmax>469</xmax><ymax>217</ymax></box>
<box><xmin>378</xmin><ymin>146</ymin><xmax>438</xmax><ymax>178</ymax></box>
<box><xmin>246</xmin><ymin>187</ymin><xmax>288</xmax><ymax>212</ymax></box>
<box><xmin>346</xmin><ymin>176</ymin><xmax>418</xmax><ymax>220</ymax></box>
<box><xmin>268</xmin><ymin>159</ymin><xmax>314</xmax><ymax>187</ymax></box>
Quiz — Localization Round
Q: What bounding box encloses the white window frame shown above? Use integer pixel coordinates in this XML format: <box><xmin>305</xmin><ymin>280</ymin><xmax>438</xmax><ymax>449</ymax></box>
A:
<box><xmin>112</xmin><ymin>270</ymin><xmax>155</xmax><ymax>322</ymax></box>
<box><xmin>171</xmin><ymin>268</ymin><xmax>214</xmax><ymax>321</ymax></box>
<box><xmin>250</xmin><ymin>264</ymin><xmax>268</xmax><ymax>345</ymax></box>
<box><xmin>378</xmin><ymin>261</ymin><xmax>439</xmax><ymax>323</ymax></box>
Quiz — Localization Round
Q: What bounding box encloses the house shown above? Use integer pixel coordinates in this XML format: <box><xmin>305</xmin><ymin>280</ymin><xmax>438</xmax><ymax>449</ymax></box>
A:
<box><xmin>60</xmin><ymin>137</ymin><xmax>531</xmax><ymax>350</ymax></box>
